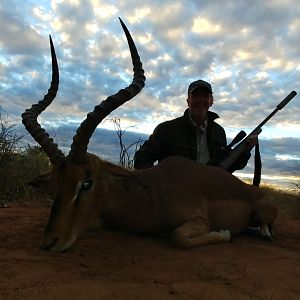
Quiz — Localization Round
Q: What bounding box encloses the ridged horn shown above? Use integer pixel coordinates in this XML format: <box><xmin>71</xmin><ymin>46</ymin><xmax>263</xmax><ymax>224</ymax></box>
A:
<box><xmin>68</xmin><ymin>17</ymin><xmax>146</xmax><ymax>163</ymax></box>
<box><xmin>21</xmin><ymin>36</ymin><xmax>65</xmax><ymax>165</ymax></box>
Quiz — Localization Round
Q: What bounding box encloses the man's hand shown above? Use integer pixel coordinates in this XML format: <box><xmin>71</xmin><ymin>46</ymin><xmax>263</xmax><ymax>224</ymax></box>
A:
<box><xmin>245</xmin><ymin>135</ymin><xmax>258</xmax><ymax>147</ymax></box>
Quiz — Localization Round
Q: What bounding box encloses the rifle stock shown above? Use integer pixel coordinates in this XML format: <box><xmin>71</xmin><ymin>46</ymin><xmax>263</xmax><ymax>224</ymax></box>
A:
<box><xmin>218</xmin><ymin>91</ymin><xmax>297</xmax><ymax>171</ymax></box>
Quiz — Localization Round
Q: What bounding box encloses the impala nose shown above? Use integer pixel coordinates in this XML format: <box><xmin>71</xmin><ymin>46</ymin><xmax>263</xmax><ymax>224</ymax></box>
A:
<box><xmin>39</xmin><ymin>238</ymin><xmax>58</xmax><ymax>251</ymax></box>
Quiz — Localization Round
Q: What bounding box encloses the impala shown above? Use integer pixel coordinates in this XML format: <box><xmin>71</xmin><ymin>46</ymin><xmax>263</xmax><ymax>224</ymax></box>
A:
<box><xmin>22</xmin><ymin>18</ymin><xmax>277</xmax><ymax>252</ymax></box>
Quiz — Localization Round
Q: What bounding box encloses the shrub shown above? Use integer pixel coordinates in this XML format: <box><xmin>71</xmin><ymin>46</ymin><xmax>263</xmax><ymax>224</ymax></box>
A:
<box><xmin>0</xmin><ymin>107</ymin><xmax>50</xmax><ymax>203</ymax></box>
<box><xmin>0</xmin><ymin>145</ymin><xmax>50</xmax><ymax>202</ymax></box>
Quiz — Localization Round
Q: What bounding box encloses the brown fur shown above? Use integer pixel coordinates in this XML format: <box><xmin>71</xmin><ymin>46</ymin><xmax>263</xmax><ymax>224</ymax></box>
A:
<box><xmin>34</xmin><ymin>155</ymin><xmax>277</xmax><ymax>252</ymax></box>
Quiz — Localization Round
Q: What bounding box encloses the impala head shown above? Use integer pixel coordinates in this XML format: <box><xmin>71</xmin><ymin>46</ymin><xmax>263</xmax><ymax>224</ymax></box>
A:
<box><xmin>22</xmin><ymin>18</ymin><xmax>145</xmax><ymax>252</ymax></box>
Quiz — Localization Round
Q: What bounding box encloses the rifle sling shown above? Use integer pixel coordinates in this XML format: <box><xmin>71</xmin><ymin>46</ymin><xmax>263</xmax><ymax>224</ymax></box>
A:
<box><xmin>252</xmin><ymin>141</ymin><xmax>262</xmax><ymax>187</ymax></box>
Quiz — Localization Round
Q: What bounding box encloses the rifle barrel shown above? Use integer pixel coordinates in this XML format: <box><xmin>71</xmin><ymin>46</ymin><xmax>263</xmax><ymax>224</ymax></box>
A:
<box><xmin>218</xmin><ymin>90</ymin><xmax>297</xmax><ymax>171</ymax></box>
<box><xmin>277</xmin><ymin>91</ymin><xmax>297</xmax><ymax>110</ymax></box>
<box><xmin>249</xmin><ymin>91</ymin><xmax>297</xmax><ymax>135</ymax></box>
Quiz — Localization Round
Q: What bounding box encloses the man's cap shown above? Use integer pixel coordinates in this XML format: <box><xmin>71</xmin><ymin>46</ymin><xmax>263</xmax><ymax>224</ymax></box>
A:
<box><xmin>188</xmin><ymin>80</ymin><xmax>213</xmax><ymax>94</ymax></box>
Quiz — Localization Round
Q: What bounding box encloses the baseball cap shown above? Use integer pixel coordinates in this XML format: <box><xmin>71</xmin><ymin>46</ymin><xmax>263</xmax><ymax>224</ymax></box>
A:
<box><xmin>188</xmin><ymin>80</ymin><xmax>213</xmax><ymax>94</ymax></box>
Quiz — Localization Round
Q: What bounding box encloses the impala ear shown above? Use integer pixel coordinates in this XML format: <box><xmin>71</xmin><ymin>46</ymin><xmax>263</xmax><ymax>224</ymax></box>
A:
<box><xmin>29</xmin><ymin>171</ymin><xmax>52</xmax><ymax>194</ymax></box>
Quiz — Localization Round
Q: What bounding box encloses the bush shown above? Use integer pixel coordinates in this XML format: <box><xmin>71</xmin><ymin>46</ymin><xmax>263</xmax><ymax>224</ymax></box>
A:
<box><xmin>0</xmin><ymin>145</ymin><xmax>50</xmax><ymax>203</ymax></box>
<box><xmin>0</xmin><ymin>107</ymin><xmax>23</xmax><ymax>170</ymax></box>
<box><xmin>0</xmin><ymin>107</ymin><xmax>50</xmax><ymax>203</ymax></box>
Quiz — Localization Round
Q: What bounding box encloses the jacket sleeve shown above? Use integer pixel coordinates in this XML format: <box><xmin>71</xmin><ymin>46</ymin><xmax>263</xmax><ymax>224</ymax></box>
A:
<box><xmin>134</xmin><ymin>124</ymin><xmax>167</xmax><ymax>169</ymax></box>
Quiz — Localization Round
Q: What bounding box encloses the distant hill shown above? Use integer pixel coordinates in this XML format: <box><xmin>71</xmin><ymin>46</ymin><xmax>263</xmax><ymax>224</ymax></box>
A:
<box><xmin>15</xmin><ymin>123</ymin><xmax>299</xmax><ymax>190</ymax></box>
<box><xmin>17</xmin><ymin>124</ymin><xmax>149</xmax><ymax>164</ymax></box>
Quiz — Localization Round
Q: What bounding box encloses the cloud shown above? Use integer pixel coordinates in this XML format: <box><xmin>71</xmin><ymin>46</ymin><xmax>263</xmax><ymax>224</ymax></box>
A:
<box><xmin>1</xmin><ymin>0</ymin><xmax>299</xmax><ymax>186</ymax></box>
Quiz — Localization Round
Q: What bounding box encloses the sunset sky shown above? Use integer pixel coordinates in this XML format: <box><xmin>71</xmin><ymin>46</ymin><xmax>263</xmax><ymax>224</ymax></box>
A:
<box><xmin>1</xmin><ymin>0</ymin><xmax>299</xmax><ymax>186</ymax></box>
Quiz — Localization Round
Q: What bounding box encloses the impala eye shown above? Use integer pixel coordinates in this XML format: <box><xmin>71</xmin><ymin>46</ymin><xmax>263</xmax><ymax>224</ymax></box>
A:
<box><xmin>81</xmin><ymin>180</ymin><xmax>93</xmax><ymax>191</ymax></box>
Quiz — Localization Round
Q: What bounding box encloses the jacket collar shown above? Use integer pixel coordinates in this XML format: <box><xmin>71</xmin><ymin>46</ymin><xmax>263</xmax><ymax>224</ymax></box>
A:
<box><xmin>183</xmin><ymin>109</ymin><xmax>219</xmax><ymax>125</ymax></box>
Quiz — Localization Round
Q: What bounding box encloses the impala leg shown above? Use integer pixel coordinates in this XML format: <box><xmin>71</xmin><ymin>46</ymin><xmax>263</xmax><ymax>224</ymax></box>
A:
<box><xmin>171</xmin><ymin>218</ymin><xmax>231</xmax><ymax>248</ymax></box>
<box><xmin>260</xmin><ymin>224</ymin><xmax>276</xmax><ymax>241</ymax></box>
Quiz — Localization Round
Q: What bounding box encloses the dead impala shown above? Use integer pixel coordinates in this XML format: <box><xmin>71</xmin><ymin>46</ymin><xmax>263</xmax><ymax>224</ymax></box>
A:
<box><xmin>22</xmin><ymin>18</ymin><xmax>277</xmax><ymax>252</ymax></box>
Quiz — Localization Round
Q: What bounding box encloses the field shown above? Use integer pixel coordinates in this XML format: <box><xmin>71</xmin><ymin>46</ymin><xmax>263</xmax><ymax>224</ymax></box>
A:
<box><xmin>0</xmin><ymin>188</ymin><xmax>300</xmax><ymax>300</ymax></box>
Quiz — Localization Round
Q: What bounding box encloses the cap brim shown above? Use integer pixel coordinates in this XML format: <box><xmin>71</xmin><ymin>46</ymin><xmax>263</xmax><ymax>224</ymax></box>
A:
<box><xmin>189</xmin><ymin>86</ymin><xmax>212</xmax><ymax>94</ymax></box>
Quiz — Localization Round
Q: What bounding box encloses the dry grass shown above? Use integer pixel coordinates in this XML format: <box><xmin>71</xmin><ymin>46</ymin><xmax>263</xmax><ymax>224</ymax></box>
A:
<box><xmin>260</xmin><ymin>185</ymin><xmax>300</xmax><ymax>219</ymax></box>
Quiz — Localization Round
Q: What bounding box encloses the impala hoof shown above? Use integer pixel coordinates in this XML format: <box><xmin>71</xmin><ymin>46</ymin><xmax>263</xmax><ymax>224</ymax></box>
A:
<box><xmin>260</xmin><ymin>224</ymin><xmax>273</xmax><ymax>241</ymax></box>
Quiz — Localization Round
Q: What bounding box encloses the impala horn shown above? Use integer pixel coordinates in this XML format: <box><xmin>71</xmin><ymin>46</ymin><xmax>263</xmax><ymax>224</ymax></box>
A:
<box><xmin>21</xmin><ymin>36</ymin><xmax>66</xmax><ymax>165</ymax></box>
<box><xmin>68</xmin><ymin>18</ymin><xmax>146</xmax><ymax>163</ymax></box>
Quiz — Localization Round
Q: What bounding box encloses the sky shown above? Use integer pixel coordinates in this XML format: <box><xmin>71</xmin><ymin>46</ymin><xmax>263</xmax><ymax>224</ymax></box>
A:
<box><xmin>0</xmin><ymin>0</ymin><xmax>299</xmax><ymax>188</ymax></box>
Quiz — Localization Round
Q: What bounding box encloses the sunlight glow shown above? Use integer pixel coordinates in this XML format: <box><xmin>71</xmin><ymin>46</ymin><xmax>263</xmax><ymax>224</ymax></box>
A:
<box><xmin>86</xmin><ymin>22</ymin><xmax>99</xmax><ymax>34</ymax></box>
<box><xmin>235</xmin><ymin>50</ymin><xmax>252</xmax><ymax>60</ymax></box>
<box><xmin>93</xmin><ymin>3</ymin><xmax>118</xmax><ymax>19</ymax></box>
<box><xmin>33</xmin><ymin>6</ymin><xmax>52</xmax><ymax>22</ymax></box>
<box><xmin>166</xmin><ymin>28</ymin><xmax>184</xmax><ymax>40</ymax></box>
<box><xmin>128</xmin><ymin>7</ymin><xmax>151</xmax><ymax>23</ymax></box>
<box><xmin>139</xmin><ymin>33</ymin><xmax>152</xmax><ymax>45</ymax></box>
<box><xmin>235</xmin><ymin>172</ymin><xmax>300</xmax><ymax>189</ymax></box>
<box><xmin>255</xmin><ymin>71</ymin><xmax>268</xmax><ymax>80</ymax></box>
<box><xmin>53</xmin><ymin>18</ymin><xmax>63</xmax><ymax>31</ymax></box>
<box><xmin>192</xmin><ymin>17</ymin><xmax>221</xmax><ymax>34</ymax></box>
<box><xmin>214</xmin><ymin>70</ymin><xmax>233</xmax><ymax>80</ymax></box>
<box><xmin>28</xmin><ymin>71</ymin><xmax>39</xmax><ymax>79</ymax></box>
<box><xmin>275</xmin><ymin>154</ymin><xmax>300</xmax><ymax>161</ymax></box>
<box><xmin>60</xmin><ymin>32</ymin><xmax>70</xmax><ymax>43</ymax></box>
<box><xmin>264</xmin><ymin>57</ymin><xmax>282</xmax><ymax>69</ymax></box>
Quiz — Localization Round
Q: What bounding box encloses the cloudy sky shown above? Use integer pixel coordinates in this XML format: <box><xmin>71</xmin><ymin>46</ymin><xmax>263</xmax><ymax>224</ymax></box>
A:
<box><xmin>1</xmin><ymin>0</ymin><xmax>299</xmax><ymax>187</ymax></box>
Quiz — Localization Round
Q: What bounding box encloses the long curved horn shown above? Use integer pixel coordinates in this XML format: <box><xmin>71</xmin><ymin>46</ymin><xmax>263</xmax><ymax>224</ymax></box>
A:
<box><xmin>21</xmin><ymin>36</ymin><xmax>65</xmax><ymax>165</ymax></box>
<box><xmin>68</xmin><ymin>18</ymin><xmax>146</xmax><ymax>163</ymax></box>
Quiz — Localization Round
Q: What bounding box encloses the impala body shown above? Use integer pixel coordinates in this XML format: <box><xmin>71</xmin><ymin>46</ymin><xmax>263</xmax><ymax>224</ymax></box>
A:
<box><xmin>23</xmin><ymin>19</ymin><xmax>277</xmax><ymax>252</ymax></box>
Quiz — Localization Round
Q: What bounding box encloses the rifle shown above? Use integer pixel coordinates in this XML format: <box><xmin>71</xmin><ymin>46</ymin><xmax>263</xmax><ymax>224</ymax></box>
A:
<box><xmin>218</xmin><ymin>91</ymin><xmax>297</xmax><ymax>171</ymax></box>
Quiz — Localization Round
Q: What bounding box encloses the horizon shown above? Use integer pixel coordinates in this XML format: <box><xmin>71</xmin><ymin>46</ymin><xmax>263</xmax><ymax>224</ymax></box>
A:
<box><xmin>14</xmin><ymin>123</ymin><xmax>299</xmax><ymax>191</ymax></box>
<box><xmin>1</xmin><ymin>1</ymin><xmax>299</xmax><ymax>189</ymax></box>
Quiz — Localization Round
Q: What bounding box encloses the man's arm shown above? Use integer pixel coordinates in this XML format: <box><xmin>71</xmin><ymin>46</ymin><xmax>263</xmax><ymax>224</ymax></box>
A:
<box><xmin>134</xmin><ymin>124</ymin><xmax>166</xmax><ymax>169</ymax></box>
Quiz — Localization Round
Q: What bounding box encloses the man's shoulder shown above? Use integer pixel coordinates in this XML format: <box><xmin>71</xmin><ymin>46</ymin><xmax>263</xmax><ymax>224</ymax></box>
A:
<box><xmin>156</xmin><ymin>113</ymin><xmax>187</xmax><ymax>130</ymax></box>
<box><xmin>156</xmin><ymin>110</ymin><xmax>222</xmax><ymax>129</ymax></box>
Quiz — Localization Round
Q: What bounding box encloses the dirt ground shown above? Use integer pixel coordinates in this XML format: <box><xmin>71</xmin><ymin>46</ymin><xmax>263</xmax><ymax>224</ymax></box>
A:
<box><xmin>0</xmin><ymin>202</ymin><xmax>300</xmax><ymax>300</ymax></box>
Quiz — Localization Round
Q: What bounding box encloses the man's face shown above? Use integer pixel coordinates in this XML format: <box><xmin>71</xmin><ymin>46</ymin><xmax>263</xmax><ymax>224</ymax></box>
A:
<box><xmin>187</xmin><ymin>88</ymin><xmax>213</xmax><ymax>121</ymax></box>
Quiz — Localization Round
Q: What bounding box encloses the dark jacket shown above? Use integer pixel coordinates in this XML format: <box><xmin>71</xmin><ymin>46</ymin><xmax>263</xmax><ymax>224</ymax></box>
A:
<box><xmin>134</xmin><ymin>109</ymin><xmax>250</xmax><ymax>172</ymax></box>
